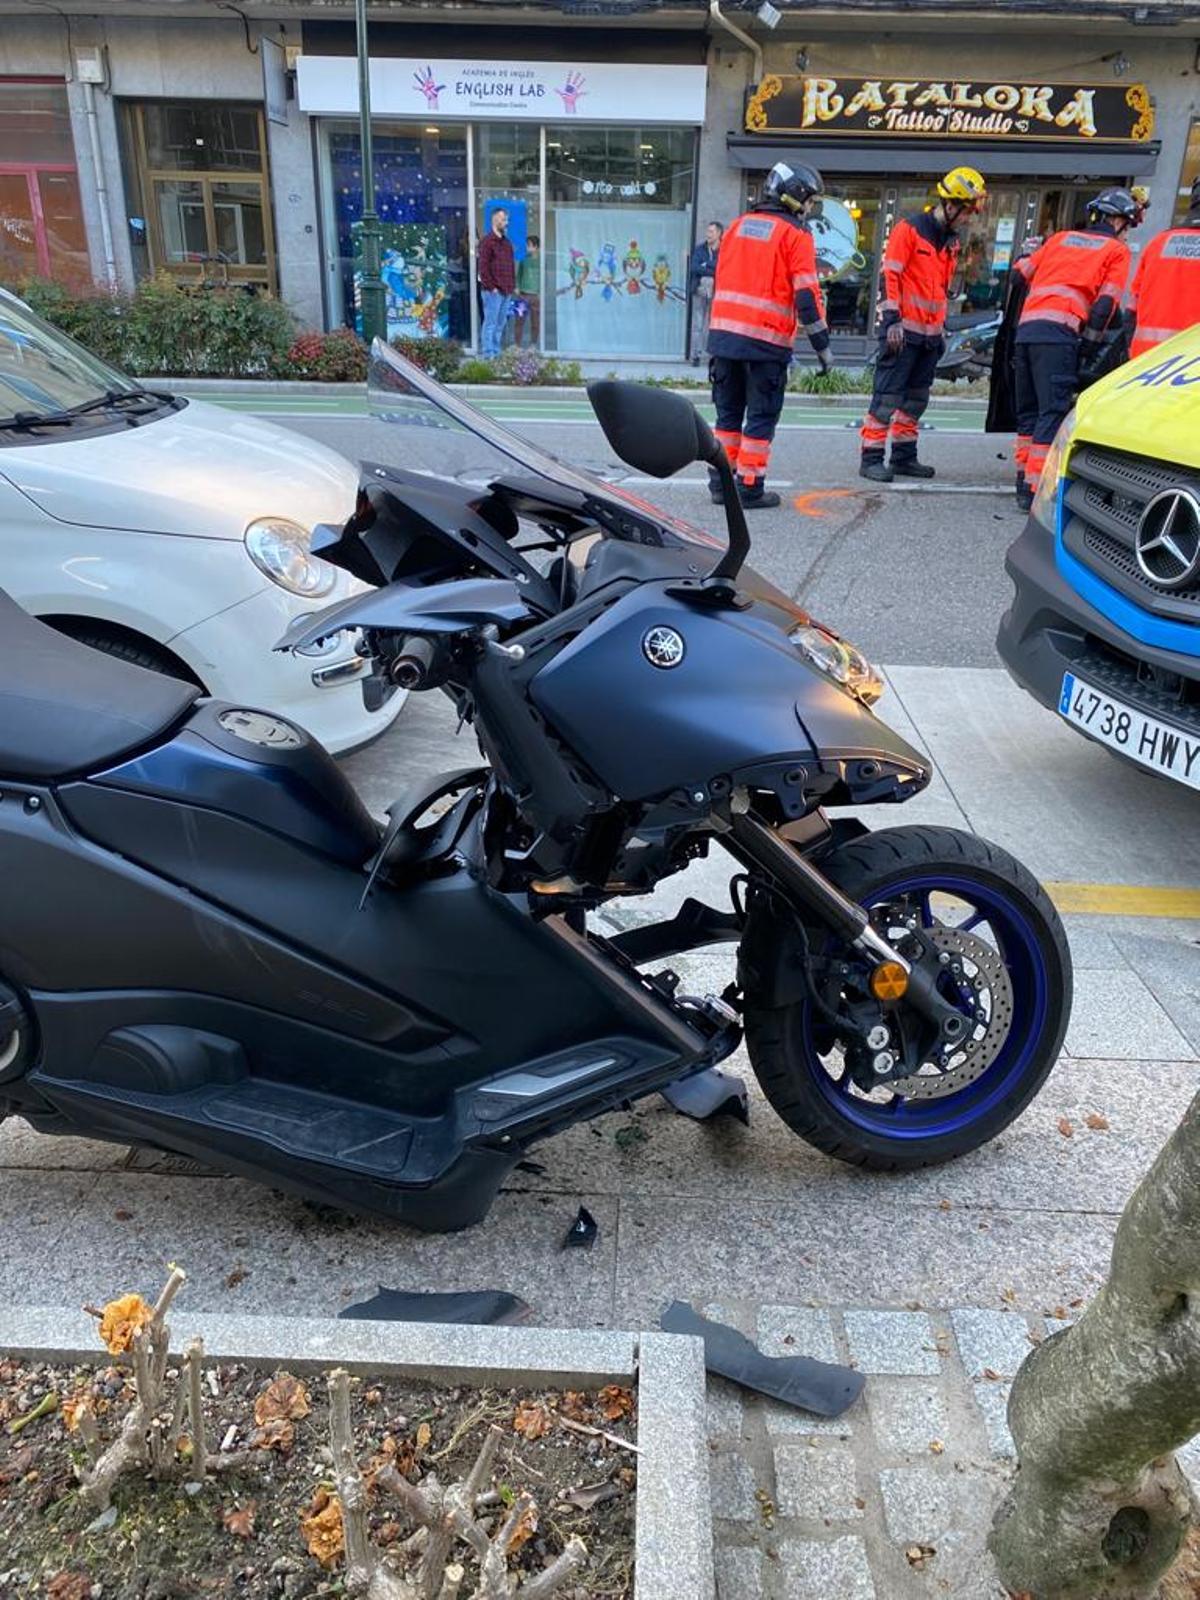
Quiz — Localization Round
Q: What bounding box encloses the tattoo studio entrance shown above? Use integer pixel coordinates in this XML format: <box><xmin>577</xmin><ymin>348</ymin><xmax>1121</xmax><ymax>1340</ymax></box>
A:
<box><xmin>729</xmin><ymin>74</ymin><xmax>1159</xmax><ymax>358</ymax></box>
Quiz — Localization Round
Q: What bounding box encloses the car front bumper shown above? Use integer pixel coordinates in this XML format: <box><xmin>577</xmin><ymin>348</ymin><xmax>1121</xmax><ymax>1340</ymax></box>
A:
<box><xmin>172</xmin><ymin>584</ymin><xmax>405</xmax><ymax>756</ymax></box>
<box><xmin>997</xmin><ymin>516</ymin><xmax>1200</xmax><ymax>762</ymax></box>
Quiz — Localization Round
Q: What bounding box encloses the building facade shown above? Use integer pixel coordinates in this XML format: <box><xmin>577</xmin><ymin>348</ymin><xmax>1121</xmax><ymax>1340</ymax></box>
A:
<box><xmin>2</xmin><ymin>0</ymin><xmax>1199</xmax><ymax>362</ymax></box>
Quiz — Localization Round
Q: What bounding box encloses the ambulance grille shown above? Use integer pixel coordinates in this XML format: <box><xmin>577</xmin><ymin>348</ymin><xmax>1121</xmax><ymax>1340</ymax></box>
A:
<box><xmin>1062</xmin><ymin>444</ymin><xmax>1200</xmax><ymax>623</ymax></box>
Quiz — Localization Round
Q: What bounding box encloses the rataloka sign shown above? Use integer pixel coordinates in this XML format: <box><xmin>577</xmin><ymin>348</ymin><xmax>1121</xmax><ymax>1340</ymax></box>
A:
<box><xmin>746</xmin><ymin>76</ymin><xmax>1154</xmax><ymax>142</ymax></box>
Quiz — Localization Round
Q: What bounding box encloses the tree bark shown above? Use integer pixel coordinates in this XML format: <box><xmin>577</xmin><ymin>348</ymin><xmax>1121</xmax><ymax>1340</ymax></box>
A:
<box><xmin>989</xmin><ymin>1091</ymin><xmax>1200</xmax><ymax>1599</ymax></box>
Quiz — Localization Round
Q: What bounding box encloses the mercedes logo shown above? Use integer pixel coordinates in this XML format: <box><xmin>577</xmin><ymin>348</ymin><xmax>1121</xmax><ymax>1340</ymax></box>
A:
<box><xmin>1134</xmin><ymin>488</ymin><xmax>1200</xmax><ymax>590</ymax></box>
<box><xmin>642</xmin><ymin>625</ymin><xmax>686</xmax><ymax>669</ymax></box>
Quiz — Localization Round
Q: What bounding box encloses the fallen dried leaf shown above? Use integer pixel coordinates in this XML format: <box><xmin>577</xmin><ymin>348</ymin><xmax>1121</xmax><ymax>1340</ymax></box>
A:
<box><xmin>982</xmin><ymin>1368</ymin><xmax>1003</xmax><ymax>1383</ymax></box>
<box><xmin>415</xmin><ymin>1420</ymin><xmax>432</xmax><ymax>1451</ymax></box>
<box><xmin>222</xmin><ymin>1501</ymin><xmax>256</xmax><ymax>1539</ymax></box>
<box><xmin>1001</xmin><ymin>1288</ymin><xmax>1018</xmax><ymax>1306</ymax></box>
<box><xmin>97</xmin><ymin>1294</ymin><xmax>153</xmax><ymax>1356</ymax></box>
<box><xmin>506</xmin><ymin>1499</ymin><xmax>539</xmax><ymax>1553</ymax></box>
<box><xmin>251</xmin><ymin>1417</ymin><xmax>295</xmax><ymax>1455</ymax></box>
<box><xmin>113</xmin><ymin>1209</ymin><xmax>132</xmax><ymax>1222</ymax></box>
<box><xmin>1085</xmin><ymin>1112</ymin><xmax>1110</xmax><ymax>1132</ymax></box>
<box><xmin>905</xmin><ymin>1542</ymin><xmax>937</xmax><ymax>1571</ymax></box>
<box><xmin>364</xmin><ymin>1388</ymin><xmax>383</xmax><ymax>1407</ymax></box>
<box><xmin>598</xmin><ymin>1384</ymin><xmax>634</xmax><ymax>1423</ymax></box>
<box><xmin>1052</xmin><ymin>1305</ymin><xmax>1069</xmax><ymax>1320</ymax></box>
<box><xmin>300</xmin><ymin>1487</ymin><xmax>344</xmax><ymax>1569</ymax></box>
<box><xmin>61</xmin><ymin>1393</ymin><xmax>94</xmax><ymax>1434</ymax></box>
<box><xmin>254</xmin><ymin>1373</ymin><xmax>310</xmax><ymax>1426</ymax></box>
<box><xmin>559</xmin><ymin>1391</ymin><xmax>591</xmax><ymax>1422</ymax></box>
<box><xmin>938</xmin><ymin>1199</ymin><xmax>952</xmax><ymax>1212</ymax></box>
<box><xmin>513</xmin><ymin>1401</ymin><xmax>551</xmax><ymax>1441</ymax></box>
<box><xmin>225</xmin><ymin>1267</ymin><xmax>249</xmax><ymax>1291</ymax></box>
<box><xmin>1057</xmin><ymin>1117</ymin><xmax>1074</xmax><ymax>1139</ymax></box>
<box><xmin>46</xmin><ymin>1575</ymin><xmax>92</xmax><ymax>1600</ymax></box>
<box><xmin>929</xmin><ymin>1439</ymin><xmax>945</xmax><ymax>1455</ymax></box>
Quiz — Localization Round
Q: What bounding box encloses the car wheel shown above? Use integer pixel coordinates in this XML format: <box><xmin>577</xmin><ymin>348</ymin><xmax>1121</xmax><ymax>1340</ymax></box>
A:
<box><xmin>45</xmin><ymin>621</ymin><xmax>203</xmax><ymax>689</ymax></box>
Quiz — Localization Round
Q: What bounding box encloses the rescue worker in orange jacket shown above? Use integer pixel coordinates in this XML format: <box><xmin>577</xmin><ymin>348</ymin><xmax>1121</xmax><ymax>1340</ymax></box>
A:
<box><xmin>1011</xmin><ymin>188</ymin><xmax>1139</xmax><ymax>509</ymax></box>
<box><xmin>859</xmin><ymin>166</ymin><xmax>987</xmax><ymax>483</ymax></box>
<box><xmin>1129</xmin><ymin>177</ymin><xmax>1200</xmax><ymax>360</ymax></box>
<box><xmin>707</xmin><ymin>160</ymin><xmax>832</xmax><ymax>510</ymax></box>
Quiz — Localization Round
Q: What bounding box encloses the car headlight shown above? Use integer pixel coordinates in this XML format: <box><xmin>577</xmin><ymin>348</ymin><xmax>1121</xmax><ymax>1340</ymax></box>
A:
<box><xmin>1031</xmin><ymin>408</ymin><xmax>1075</xmax><ymax>534</ymax></box>
<box><xmin>244</xmin><ymin>518</ymin><xmax>336</xmax><ymax>597</ymax></box>
<box><xmin>791</xmin><ymin>623</ymin><xmax>884</xmax><ymax>706</ymax></box>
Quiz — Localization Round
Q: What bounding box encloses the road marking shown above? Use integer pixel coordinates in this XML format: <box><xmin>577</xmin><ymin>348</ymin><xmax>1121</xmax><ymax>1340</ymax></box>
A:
<box><xmin>793</xmin><ymin>489</ymin><xmax>860</xmax><ymax>517</ymax></box>
<box><xmin>1046</xmin><ymin>882</ymin><xmax>1200</xmax><ymax>919</ymax></box>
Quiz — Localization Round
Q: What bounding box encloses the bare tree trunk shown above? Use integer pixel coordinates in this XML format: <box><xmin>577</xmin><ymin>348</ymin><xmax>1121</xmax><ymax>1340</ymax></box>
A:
<box><xmin>989</xmin><ymin>1091</ymin><xmax>1200</xmax><ymax>1599</ymax></box>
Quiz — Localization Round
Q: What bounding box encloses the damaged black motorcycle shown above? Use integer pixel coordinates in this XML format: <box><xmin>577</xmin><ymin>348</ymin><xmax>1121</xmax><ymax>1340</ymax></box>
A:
<box><xmin>0</xmin><ymin>344</ymin><xmax>1071</xmax><ymax>1230</ymax></box>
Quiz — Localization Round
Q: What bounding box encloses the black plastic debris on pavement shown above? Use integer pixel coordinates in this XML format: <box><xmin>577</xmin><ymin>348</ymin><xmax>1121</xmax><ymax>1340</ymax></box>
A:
<box><xmin>661</xmin><ymin>1066</ymin><xmax>750</xmax><ymax>1125</ymax></box>
<box><xmin>338</xmin><ymin>1287</ymin><xmax>532</xmax><ymax>1325</ymax></box>
<box><xmin>661</xmin><ymin>1300</ymin><xmax>864</xmax><ymax>1418</ymax></box>
<box><xmin>562</xmin><ymin>1205</ymin><xmax>599</xmax><ymax>1250</ymax></box>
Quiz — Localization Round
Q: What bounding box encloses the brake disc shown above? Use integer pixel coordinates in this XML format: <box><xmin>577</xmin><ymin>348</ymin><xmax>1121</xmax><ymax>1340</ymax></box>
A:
<box><xmin>890</xmin><ymin>925</ymin><xmax>1014</xmax><ymax>1100</ymax></box>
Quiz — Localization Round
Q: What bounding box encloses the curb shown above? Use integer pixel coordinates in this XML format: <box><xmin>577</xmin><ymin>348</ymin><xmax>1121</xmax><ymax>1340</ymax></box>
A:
<box><xmin>0</xmin><ymin>1306</ymin><xmax>714</xmax><ymax>1600</ymax></box>
<box><xmin>160</xmin><ymin>376</ymin><xmax>883</xmax><ymax>408</ymax></box>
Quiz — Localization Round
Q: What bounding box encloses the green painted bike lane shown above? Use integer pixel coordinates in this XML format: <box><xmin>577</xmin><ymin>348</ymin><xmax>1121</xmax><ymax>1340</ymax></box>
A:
<box><xmin>202</xmin><ymin>388</ymin><xmax>988</xmax><ymax>433</ymax></box>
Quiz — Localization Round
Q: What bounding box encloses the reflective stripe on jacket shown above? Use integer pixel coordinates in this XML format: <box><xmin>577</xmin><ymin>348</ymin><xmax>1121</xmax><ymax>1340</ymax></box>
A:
<box><xmin>1129</xmin><ymin>223</ymin><xmax>1200</xmax><ymax>358</ymax></box>
<box><xmin>709</xmin><ymin>209</ymin><xmax>827</xmax><ymax>352</ymax></box>
<box><xmin>878</xmin><ymin>212</ymin><xmax>959</xmax><ymax>339</ymax></box>
<box><xmin>1015</xmin><ymin>227</ymin><xmax>1130</xmax><ymax>339</ymax></box>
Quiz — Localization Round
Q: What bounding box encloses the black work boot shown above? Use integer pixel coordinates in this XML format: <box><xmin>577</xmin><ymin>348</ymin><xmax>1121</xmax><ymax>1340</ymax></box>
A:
<box><xmin>891</xmin><ymin>457</ymin><xmax>936</xmax><ymax>479</ymax></box>
<box><xmin>708</xmin><ymin>469</ymin><xmax>725</xmax><ymax>506</ymax></box>
<box><xmin>1016</xmin><ymin>476</ymin><xmax>1034</xmax><ymax>513</ymax></box>
<box><xmin>739</xmin><ymin>477</ymin><xmax>781</xmax><ymax>510</ymax></box>
<box><xmin>859</xmin><ymin>458</ymin><xmax>894</xmax><ymax>483</ymax></box>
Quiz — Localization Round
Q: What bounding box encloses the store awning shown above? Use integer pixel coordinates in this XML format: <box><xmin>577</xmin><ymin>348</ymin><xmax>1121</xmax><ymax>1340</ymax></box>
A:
<box><xmin>726</xmin><ymin>136</ymin><xmax>1160</xmax><ymax>178</ymax></box>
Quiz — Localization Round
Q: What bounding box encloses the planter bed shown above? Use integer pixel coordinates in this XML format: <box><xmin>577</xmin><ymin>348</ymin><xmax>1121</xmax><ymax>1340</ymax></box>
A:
<box><xmin>0</xmin><ymin>1307</ymin><xmax>711</xmax><ymax>1600</ymax></box>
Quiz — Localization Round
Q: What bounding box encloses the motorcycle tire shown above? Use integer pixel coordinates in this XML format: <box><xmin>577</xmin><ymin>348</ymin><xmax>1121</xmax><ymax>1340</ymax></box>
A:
<box><xmin>743</xmin><ymin>824</ymin><xmax>1071</xmax><ymax>1171</ymax></box>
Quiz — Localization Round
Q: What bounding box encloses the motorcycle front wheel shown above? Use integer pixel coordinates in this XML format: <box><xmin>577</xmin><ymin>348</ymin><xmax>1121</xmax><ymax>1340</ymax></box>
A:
<box><xmin>743</xmin><ymin>825</ymin><xmax>1071</xmax><ymax>1170</ymax></box>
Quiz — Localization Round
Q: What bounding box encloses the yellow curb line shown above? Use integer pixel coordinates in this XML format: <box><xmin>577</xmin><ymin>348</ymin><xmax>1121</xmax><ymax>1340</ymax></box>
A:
<box><xmin>1045</xmin><ymin>882</ymin><xmax>1200</xmax><ymax>919</ymax></box>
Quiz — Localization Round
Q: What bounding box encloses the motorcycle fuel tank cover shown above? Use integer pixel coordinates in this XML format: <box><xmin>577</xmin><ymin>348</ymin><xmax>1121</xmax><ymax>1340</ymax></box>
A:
<box><xmin>530</xmin><ymin>584</ymin><xmax>823</xmax><ymax>801</ymax></box>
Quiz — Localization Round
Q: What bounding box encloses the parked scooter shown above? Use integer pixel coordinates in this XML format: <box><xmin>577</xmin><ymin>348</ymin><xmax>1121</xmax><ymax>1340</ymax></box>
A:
<box><xmin>0</xmin><ymin>344</ymin><xmax>1072</xmax><ymax>1231</ymax></box>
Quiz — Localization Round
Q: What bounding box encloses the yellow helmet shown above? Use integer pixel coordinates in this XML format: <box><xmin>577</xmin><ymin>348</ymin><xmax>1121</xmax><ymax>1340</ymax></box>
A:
<box><xmin>937</xmin><ymin>166</ymin><xmax>988</xmax><ymax>209</ymax></box>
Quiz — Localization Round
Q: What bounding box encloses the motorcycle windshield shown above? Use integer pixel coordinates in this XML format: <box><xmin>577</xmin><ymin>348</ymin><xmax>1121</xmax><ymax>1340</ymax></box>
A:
<box><xmin>367</xmin><ymin>340</ymin><xmax>722</xmax><ymax>554</ymax></box>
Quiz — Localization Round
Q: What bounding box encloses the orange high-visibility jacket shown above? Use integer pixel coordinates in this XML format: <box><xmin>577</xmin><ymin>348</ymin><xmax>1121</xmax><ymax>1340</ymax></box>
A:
<box><xmin>709</xmin><ymin>209</ymin><xmax>827</xmax><ymax>353</ymax></box>
<box><xmin>1130</xmin><ymin>225</ymin><xmax>1200</xmax><ymax>358</ymax></box>
<box><xmin>1014</xmin><ymin>228</ymin><xmax>1130</xmax><ymax>340</ymax></box>
<box><xmin>878</xmin><ymin>212</ymin><xmax>959</xmax><ymax>340</ymax></box>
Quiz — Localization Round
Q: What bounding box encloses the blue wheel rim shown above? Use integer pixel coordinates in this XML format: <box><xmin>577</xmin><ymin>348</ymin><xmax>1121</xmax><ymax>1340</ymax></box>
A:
<box><xmin>801</xmin><ymin>872</ymin><xmax>1050</xmax><ymax>1141</ymax></box>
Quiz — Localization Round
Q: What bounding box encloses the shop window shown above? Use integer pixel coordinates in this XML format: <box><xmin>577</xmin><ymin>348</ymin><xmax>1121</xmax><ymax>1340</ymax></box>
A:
<box><xmin>1174</xmin><ymin>119</ymin><xmax>1200</xmax><ymax>225</ymax></box>
<box><xmin>0</xmin><ymin>81</ymin><xmax>89</xmax><ymax>288</ymax></box>
<box><xmin>544</xmin><ymin>126</ymin><xmax>695</xmax><ymax>357</ymax></box>
<box><xmin>121</xmin><ymin>101</ymin><xmax>275</xmax><ymax>291</ymax></box>
<box><xmin>323</xmin><ymin>122</ymin><xmax>470</xmax><ymax>343</ymax></box>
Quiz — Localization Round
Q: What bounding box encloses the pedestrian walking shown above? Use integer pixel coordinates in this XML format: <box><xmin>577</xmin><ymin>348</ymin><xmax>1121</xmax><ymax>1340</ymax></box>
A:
<box><xmin>860</xmin><ymin>166</ymin><xmax>988</xmax><ymax>483</ymax></box>
<box><xmin>707</xmin><ymin>162</ymin><xmax>832</xmax><ymax>510</ymax></box>
<box><xmin>689</xmin><ymin>221</ymin><xmax>723</xmax><ymax>365</ymax></box>
<box><xmin>479</xmin><ymin>208</ymin><xmax>515</xmax><ymax>360</ymax></box>
<box><xmin>1128</xmin><ymin>177</ymin><xmax>1200</xmax><ymax>360</ymax></box>
<box><xmin>516</xmin><ymin>234</ymin><xmax>542</xmax><ymax>349</ymax></box>
<box><xmin>1011</xmin><ymin>188</ymin><xmax>1139</xmax><ymax>509</ymax></box>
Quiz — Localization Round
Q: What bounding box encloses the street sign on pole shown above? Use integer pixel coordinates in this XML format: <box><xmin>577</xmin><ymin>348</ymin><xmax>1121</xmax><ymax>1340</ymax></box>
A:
<box><xmin>355</xmin><ymin>0</ymin><xmax>386</xmax><ymax>347</ymax></box>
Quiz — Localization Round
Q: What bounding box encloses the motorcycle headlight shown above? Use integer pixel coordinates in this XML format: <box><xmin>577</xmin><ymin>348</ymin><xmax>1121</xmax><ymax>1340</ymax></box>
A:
<box><xmin>791</xmin><ymin>623</ymin><xmax>884</xmax><ymax>706</ymax></box>
<box><xmin>244</xmin><ymin>518</ymin><xmax>336</xmax><ymax>598</ymax></box>
<box><xmin>1031</xmin><ymin>409</ymin><xmax>1075</xmax><ymax>535</ymax></box>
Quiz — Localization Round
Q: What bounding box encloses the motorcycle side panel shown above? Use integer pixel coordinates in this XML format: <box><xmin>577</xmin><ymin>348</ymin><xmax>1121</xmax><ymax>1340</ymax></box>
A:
<box><xmin>529</xmin><ymin>585</ymin><xmax>924</xmax><ymax>801</ymax></box>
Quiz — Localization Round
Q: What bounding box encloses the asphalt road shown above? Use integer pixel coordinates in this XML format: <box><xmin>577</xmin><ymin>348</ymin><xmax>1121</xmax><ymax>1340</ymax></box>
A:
<box><xmin>262</xmin><ymin>405</ymin><xmax>1016</xmax><ymax>670</ymax></box>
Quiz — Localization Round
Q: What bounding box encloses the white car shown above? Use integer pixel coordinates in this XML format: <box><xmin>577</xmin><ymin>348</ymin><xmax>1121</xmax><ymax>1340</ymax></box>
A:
<box><xmin>0</xmin><ymin>288</ymin><xmax>401</xmax><ymax>754</ymax></box>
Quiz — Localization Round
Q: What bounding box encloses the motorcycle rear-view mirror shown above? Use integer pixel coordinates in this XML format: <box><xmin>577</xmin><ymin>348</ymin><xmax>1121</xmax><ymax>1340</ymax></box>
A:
<box><xmin>587</xmin><ymin>380</ymin><xmax>719</xmax><ymax>479</ymax></box>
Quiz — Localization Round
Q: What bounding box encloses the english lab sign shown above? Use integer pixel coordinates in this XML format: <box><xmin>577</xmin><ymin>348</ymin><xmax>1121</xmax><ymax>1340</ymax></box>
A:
<box><xmin>745</xmin><ymin>76</ymin><xmax>1154</xmax><ymax>142</ymax></box>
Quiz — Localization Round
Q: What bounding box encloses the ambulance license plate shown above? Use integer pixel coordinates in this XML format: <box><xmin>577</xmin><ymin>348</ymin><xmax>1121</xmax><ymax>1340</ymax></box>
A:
<box><xmin>1059</xmin><ymin>672</ymin><xmax>1200</xmax><ymax>791</ymax></box>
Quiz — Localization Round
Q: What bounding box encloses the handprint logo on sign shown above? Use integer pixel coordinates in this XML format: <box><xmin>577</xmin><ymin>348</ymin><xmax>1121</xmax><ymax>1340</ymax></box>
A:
<box><xmin>413</xmin><ymin>66</ymin><xmax>445</xmax><ymax>111</ymax></box>
<box><xmin>557</xmin><ymin>70</ymin><xmax>586</xmax><ymax>114</ymax></box>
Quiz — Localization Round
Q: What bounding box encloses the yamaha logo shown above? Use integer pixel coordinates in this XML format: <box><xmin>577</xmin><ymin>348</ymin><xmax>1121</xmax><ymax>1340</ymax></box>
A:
<box><xmin>642</xmin><ymin>626</ymin><xmax>686</xmax><ymax>669</ymax></box>
<box><xmin>1134</xmin><ymin>489</ymin><xmax>1200</xmax><ymax>590</ymax></box>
